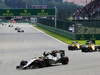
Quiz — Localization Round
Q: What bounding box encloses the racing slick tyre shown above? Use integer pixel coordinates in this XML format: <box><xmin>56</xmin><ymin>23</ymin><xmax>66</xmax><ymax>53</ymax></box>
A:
<box><xmin>15</xmin><ymin>28</ymin><xmax>17</xmax><ymax>30</ymax></box>
<box><xmin>38</xmin><ymin>60</ymin><xmax>44</xmax><ymax>68</ymax></box>
<box><xmin>81</xmin><ymin>47</ymin><xmax>88</xmax><ymax>52</ymax></box>
<box><xmin>22</xmin><ymin>30</ymin><xmax>24</xmax><ymax>32</ymax></box>
<box><xmin>81</xmin><ymin>48</ymin><xmax>85</xmax><ymax>52</ymax></box>
<box><xmin>94</xmin><ymin>47</ymin><xmax>97</xmax><ymax>52</ymax></box>
<box><xmin>68</xmin><ymin>46</ymin><xmax>74</xmax><ymax>50</ymax></box>
<box><xmin>20</xmin><ymin>60</ymin><xmax>28</xmax><ymax>66</ymax></box>
<box><xmin>61</xmin><ymin>57</ymin><xmax>69</xmax><ymax>65</ymax></box>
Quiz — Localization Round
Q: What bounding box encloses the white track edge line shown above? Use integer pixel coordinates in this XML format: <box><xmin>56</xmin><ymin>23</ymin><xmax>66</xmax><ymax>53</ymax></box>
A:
<box><xmin>33</xmin><ymin>26</ymin><xmax>68</xmax><ymax>46</ymax></box>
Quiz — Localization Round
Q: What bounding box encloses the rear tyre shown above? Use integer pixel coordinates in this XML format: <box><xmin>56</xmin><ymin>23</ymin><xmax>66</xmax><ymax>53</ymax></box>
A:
<box><xmin>22</xmin><ymin>30</ymin><xmax>24</xmax><ymax>32</ymax></box>
<box><xmin>61</xmin><ymin>57</ymin><xmax>69</xmax><ymax>65</ymax></box>
<box><xmin>81</xmin><ymin>47</ymin><xmax>88</xmax><ymax>52</ymax></box>
<box><xmin>68</xmin><ymin>46</ymin><xmax>72</xmax><ymax>50</ymax></box>
<box><xmin>68</xmin><ymin>46</ymin><xmax>74</xmax><ymax>50</ymax></box>
<box><xmin>81</xmin><ymin>48</ymin><xmax>85</xmax><ymax>52</ymax></box>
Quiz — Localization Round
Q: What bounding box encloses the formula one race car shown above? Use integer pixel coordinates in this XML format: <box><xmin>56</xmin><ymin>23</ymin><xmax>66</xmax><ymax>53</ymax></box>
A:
<box><xmin>68</xmin><ymin>41</ymin><xmax>82</xmax><ymax>50</ymax></box>
<box><xmin>2</xmin><ymin>23</ymin><xmax>6</xmax><ymax>26</ymax></box>
<box><xmin>8</xmin><ymin>24</ymin><xmax>13</xmax><ymax>27</ymax></box>
<box><xmin>15</xmin><ymin>27</ymin><xmax>20</xmax><ymax>30</ymax></box>
<box><xmin>81</xmin><ymin>42</ymin><xmax>100</xmax><ymax>52</ymax></box>
<box><xmin>17</xmin><ymin>28</ymin><xmax>24</xmax><ymax>32</ymax></box>
<box><xmin>16</xmin><ymin>50</ymin><xmax>69</xmax><ymax>69</ymax></box>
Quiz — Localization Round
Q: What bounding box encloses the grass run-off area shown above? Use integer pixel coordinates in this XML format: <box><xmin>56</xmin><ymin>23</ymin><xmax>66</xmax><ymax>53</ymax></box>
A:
<box><xmin>34</xmin><ymin>25</ymin><xmax>100</xmax><ymax>45</ymax></box>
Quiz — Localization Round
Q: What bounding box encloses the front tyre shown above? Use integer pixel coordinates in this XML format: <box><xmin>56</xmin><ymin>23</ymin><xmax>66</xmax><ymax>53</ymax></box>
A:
<box><xmin>22</xmin><ymin>30</ymin><xmax>24</xmax><ymax>32</ymax></box>
<box><xmin>20</xmin><ymin>60</ymin><xmax>28</xmax><ymax>66</ymax></box>
<box><xmin>61</xmin><ymin>57</ymin><xmax>69</xmax><ymax>65</ymax></box>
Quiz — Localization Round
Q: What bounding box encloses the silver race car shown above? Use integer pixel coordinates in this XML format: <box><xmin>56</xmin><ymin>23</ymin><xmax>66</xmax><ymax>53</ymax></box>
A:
<box><xmin>8</xmin><ymin>24</ymin><xmax>13</xmax><ymax>27</ymax></box>
<box><xmin>17</xmin><ymin>28</ymin><xmax>24</xmax><ymax>32</ymax></box>
<box><xmin>15</xmin><ymin>27</ymin><xmax>20</xmax><ymax>30</ymax></box>
<box><xmin>16</xmin><ymin>50</ymin><xmax>69</xmax><ymax>69</ymax></box>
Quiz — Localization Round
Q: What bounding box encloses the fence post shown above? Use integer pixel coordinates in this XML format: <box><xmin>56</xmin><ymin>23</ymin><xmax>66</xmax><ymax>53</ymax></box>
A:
<box><xmin>75</xmin><ymin>21</ymin><xmax>78</xmax><ymax>34</ymax></box>
<box><xmin>54</xmin><ymin>6</ymin><xmax>57</xmax><ymax>28</ymax></box>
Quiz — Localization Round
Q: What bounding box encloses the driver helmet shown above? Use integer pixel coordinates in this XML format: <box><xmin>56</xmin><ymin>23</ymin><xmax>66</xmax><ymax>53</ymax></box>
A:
<box><xmin>43</xmin><ymin>51</ymin><xmax>50</xmax><ymax>56</ymax></box>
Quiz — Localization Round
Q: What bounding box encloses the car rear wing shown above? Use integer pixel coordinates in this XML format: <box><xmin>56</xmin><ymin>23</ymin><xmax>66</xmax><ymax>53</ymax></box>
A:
<box><xmin>52</xmin><ymin>50</ymin><xmax>65</xmax><ymax>57</ymax></box>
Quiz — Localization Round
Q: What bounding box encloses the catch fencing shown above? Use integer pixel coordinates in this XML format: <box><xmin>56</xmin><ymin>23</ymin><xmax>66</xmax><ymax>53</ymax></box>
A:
<box><xmin>37</xmin><ymin>18</ymin><xmax>100</xmax><ymax>40</ymax></box>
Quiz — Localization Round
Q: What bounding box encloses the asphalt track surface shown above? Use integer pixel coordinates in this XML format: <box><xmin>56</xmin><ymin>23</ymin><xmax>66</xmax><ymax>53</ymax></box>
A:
<box><xmin>0</xmin><ymin>23</ymin><xmax>100</xmax><ymax>75</ymax></box>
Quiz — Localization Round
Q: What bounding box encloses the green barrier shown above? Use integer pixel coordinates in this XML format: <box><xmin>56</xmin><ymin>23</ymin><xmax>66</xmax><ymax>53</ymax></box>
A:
<box><xmin>16</xmin><ymin>21</ymin><xmax>31</xmax><ymax>23</ymax></box>
<box><xmin>37</xmin><ymin>23</ymin><xmax>100</xmax><ymax>40</ymax></box>
<box><xmin>37</xmin><ymin>18</ymin><xmax>100</xmax><ymax>40</ymax></box>
<box><xmin>37</xmin><ymin>23</ymin><xmax>76</xmax><ymax>40</ymax></box>
<box><xmin>72</xmin><ymin>20</ymin><xmax>100</xmax><ymax>28</ymax></box>
<box><xmin>76</xmin><ymin>34</ymin><xmax>100</xmax><ymax>40</ymax></box>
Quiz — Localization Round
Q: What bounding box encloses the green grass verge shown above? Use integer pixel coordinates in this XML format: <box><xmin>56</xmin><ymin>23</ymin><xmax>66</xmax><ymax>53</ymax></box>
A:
<box><xmin>34</xmin><ymin>25</ymin><xmax>100</xmax><ymax>45</ymax></box>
